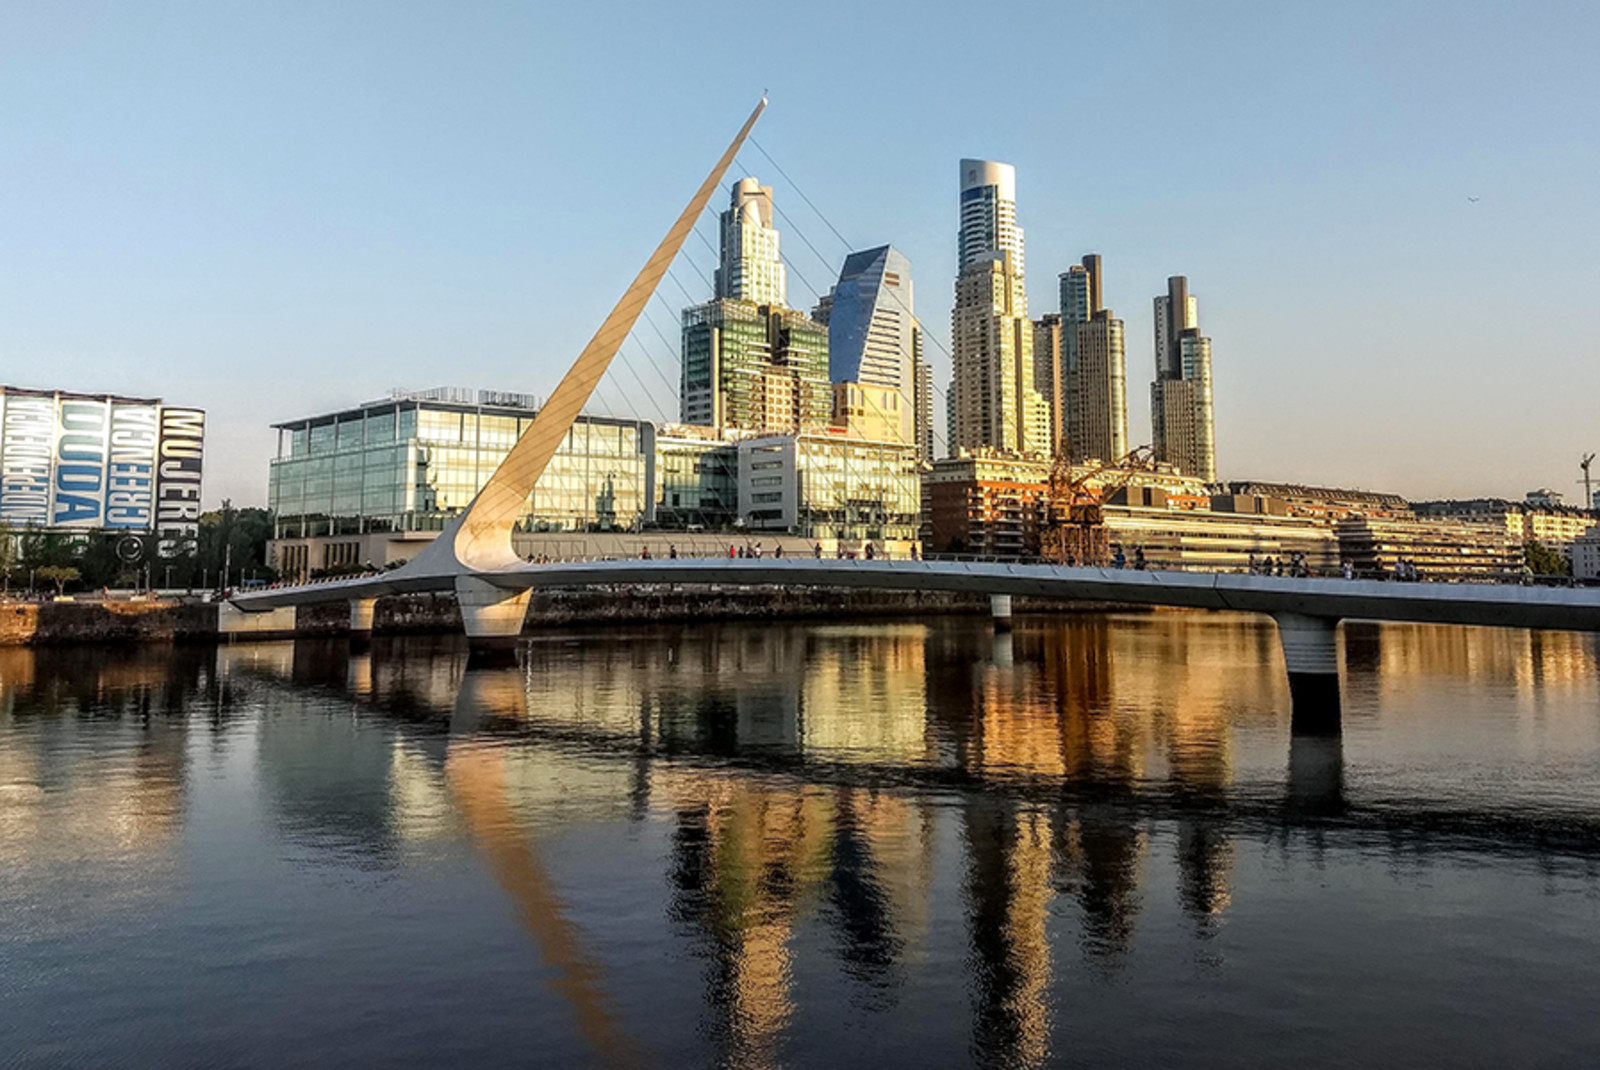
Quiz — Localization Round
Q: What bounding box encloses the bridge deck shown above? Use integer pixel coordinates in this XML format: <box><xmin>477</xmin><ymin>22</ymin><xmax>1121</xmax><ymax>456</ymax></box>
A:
<box><xmin>231</xmin><ymin>558</ymin><xmax>1600</xmax><ymax>633</ymax></box>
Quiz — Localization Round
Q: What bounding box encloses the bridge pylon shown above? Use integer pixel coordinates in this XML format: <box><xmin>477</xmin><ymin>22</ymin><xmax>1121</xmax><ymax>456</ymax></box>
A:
<box><xmin>362</xmin><ymin>96</ymin><xmax>768</xmax><ymax>653</ymax></box>
<box><xmin>1272</xmin><ymin>612</ymin><xmax>1342</xmax><ymax>735</ymax></box>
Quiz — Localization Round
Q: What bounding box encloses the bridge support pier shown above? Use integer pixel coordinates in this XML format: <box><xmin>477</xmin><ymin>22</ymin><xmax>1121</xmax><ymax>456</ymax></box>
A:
<box><xmin>348</xmin><ymin>597</ymin><xmax>377</xmax><ymax>651</ymax></box>
<box><xmin>456</xmin><ymin>575</ymin><xmax>532</xmax><ymax>664</ymax></box>
<box><xmin>989</xmin><ymin>594</ymin><xmax>1013</xmax><ymax>633</ymax></box>
<box><xmin>1272</xmin><ymin>612</ymin><xmax>1341</xmax><ymax>736</ymax></box>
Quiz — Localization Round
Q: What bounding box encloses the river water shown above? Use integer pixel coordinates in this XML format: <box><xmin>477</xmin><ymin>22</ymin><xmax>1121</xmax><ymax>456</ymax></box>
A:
<box><xmin>3</xmin><ymin>612</ymin><xmax>1599</xmax><ymax>1068</ymax></box>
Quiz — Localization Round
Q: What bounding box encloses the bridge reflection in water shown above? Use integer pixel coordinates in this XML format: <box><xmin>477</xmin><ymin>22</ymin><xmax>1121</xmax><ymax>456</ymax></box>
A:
<box><xmin>5</xmin><ymin>615</ymin><xmax>1600</xmax><ymax>1067</ymax></box>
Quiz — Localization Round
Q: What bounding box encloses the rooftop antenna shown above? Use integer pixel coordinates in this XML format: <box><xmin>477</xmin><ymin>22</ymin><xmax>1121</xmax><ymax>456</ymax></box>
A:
<box><xmin>1581</xmin><ymin>452</ymin><xmax>1596</xmax><ymax>511</ymax></box>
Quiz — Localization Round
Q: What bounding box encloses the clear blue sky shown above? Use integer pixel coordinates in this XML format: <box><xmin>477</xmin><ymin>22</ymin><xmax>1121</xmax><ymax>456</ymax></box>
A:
<box><xmin>4</xmin><ymin>1</ymin><xmax>1597</xmax><ymax>507</ymax></box>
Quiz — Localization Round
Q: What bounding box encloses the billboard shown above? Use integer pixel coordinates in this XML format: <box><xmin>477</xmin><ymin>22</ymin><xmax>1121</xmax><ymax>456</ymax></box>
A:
<box><xmin>53</xmin><ymin>398</ymin><xmax>110</xmax><ymax>527</ymax></box>
<box><xmin>155</xmin><ymin>407</ymin><xmax>205</xmax><ymax>558</ymax></box>
<box><xmin>106</xmin><ymin>403</ymin><xmax>159</xmax><ymax>529</ymax></box>
<box><xmin>0</xmin><ymin>388</ymin><xmax>201</xmax><ymax>536</ymax></box>
<box><xmin>0</xmin><ymin>393</ymin><xmax>55</xmax><ymax>525</ymax></box>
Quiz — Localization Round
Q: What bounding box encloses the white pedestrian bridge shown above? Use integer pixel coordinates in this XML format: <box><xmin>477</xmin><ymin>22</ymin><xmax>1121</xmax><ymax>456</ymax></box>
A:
<box><xmin>230</xmin><ymin>557</ymin><xmax>1600</xmax><ymax>733</ymax></box>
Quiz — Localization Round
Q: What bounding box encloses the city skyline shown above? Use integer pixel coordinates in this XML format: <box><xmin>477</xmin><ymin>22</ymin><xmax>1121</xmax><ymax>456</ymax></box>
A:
<box><xmin>3</xmin><ymin>2</ymin><xmax>1596</xmax><ymax>506</ymax></box>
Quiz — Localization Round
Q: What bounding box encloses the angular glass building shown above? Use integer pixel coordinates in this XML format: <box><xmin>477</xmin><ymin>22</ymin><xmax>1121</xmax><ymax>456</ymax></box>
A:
<box><xmin>268</xmin><ymin>389</ymin><xmax>654</xmax><ymax>575</ymax></box>
<box><xmin>814</xmin><ymin>245</ymin><xmax>920</xmax><ymax>447</ymax></box>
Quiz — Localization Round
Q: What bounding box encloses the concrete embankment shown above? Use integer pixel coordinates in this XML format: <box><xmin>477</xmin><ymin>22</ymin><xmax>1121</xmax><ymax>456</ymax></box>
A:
<box><xmin>0</xmin><ymin>587</ymin><xmax>1140</xmax><ymax>646</ymax></box>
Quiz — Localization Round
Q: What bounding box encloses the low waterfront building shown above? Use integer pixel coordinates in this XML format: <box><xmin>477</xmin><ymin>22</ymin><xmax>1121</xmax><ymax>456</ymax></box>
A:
<box><xmin>653</xmin><ymin>425</ymin><xmax>738</xmax><ymax>531</ymax></box>
<box><xmin>738</xmin><ymin>432</ymin><xmax>921</xmax><ymax>551</ymax></box>
<box><xmin>923</xmin><ymin>453</ymin><xmax>1053</xmax><ymax>557</ymax></box>
<box><xmin>267</xmin><ymin>389</ymin><xmax>655</xmax><ymax>579</ymax></box>
<box><xmin>1334</xmin><ymin>515</ymin><xmax>1520</xmax><ymax>579</ymax></box>
<box><xmin>922</xmin><ymin>453</ymin><xmax>1211</xmax><ymax>558</ymax></box>
<box><xmin>1104</xmin><ymin>505</ymin><xmax>1338</xmax><ymax>573</ymax></box>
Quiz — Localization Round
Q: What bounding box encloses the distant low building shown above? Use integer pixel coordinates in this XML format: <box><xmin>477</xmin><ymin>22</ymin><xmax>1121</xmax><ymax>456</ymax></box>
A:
<box><xmin>653</xmin><ymin>424</ymin><xmax>738</xmax><ymax>531</ymax></box>
<box><xmin>922</xmin><ymin>453</ymin><xmax>1212</xmax><ymax>558</ymax></box>
<box><xmin>0</xmin><ymin>385</ymin><xmax>206</xmax><ymax>560</ymax></box>
<box><xmin>1572</xmin><ymin>529</ymin><xmax>1600</xmax><ymax>580</ymax></box>
<box><xmin>1334</xmin><ymin>515</ymin><xmax>1520</xmax><ymax>579</ymax></box>
<box><xmin>1413</xmin><ymin>497</ymin><xmax>1599</xmax><ymax>560</ymax></box>
<box><xmin>1218</xmin><ymin>481</ymin><xmax>1411</xmax><ymax>521</ymax></box>
<box><xmin>1105</xmin><ymin>505</ymin><xmax>1338</xmax><ymax>573</ymax></box>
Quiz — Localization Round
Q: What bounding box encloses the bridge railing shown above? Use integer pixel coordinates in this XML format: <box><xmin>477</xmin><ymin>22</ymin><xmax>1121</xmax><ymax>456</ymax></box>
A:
<box><xmin>255</xmin><ymin>549</ymin><xmax>1596</xmax><ymax>594</ymax></box>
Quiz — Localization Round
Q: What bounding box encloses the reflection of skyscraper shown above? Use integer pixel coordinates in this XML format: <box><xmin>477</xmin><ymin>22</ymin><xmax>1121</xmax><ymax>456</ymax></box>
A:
<box><xmin>964</xmin><ymin>799</ymin><xmax>1053</xmax><ymax>1068</ymax></box>
<box><xmin>951</xmin><ymin>160</ymin><xmax>1049</xmax><ymax>456</ymax></box>
<box><xmin>660</xmin><ymin>777</ymin><xmax>830</xmax><ymax>1069</ymax></box>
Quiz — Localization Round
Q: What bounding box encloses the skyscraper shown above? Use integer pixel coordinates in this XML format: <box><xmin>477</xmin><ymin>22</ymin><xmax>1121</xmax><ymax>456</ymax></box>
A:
<box><xmin>913</xmin><ymin>339</ymin><xmax>934</xmax><ymax>463</ymax></box>
<box><xmin>1151</xmin><ymin>276</ymin><xmax>1216</xmax><ymax>481</ymax></box>
<box><xmin>1040</xmin><ymin>256</ymin><xmax>1126</xmax><ymax>464</ymax></box>
<box><xmin>681</xmin><ymin>178</ymin><xmax>830</xmax><ymax>435</ymax></box>
<box><xmin>957</xmin><ymin>159</ymin><xmax>1025</xmax><ymax>277</ymax></box>
<box><xmin>1032</xmin><ymin>313</ymin><xmax>1064</xmax><ymax>456</ymax></box>
<box><xmin>716</xmin><ymin>177</ymin><xmax>787</xmax><ymax>306</ymax></box>
<box><xmin>950</xmin><ymin>160</ymin><xmax>1048</xmax><ymax>456</ymax></box>
<box><xmin>814</xmin><ymin>245</ymin><xmax>918</xmax><ymax>445</ymax></box>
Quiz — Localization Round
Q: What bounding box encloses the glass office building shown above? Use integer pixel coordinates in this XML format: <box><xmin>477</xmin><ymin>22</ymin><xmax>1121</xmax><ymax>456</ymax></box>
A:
<box><xmin>268</xmin><ymin>390</ymin><xmax>655</xmax><ymax>539</ymax></box>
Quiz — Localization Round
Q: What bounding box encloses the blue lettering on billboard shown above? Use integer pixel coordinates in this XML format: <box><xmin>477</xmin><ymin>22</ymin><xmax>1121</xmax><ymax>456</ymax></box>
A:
<box><xmin>53</xmin><ymin>399</ymin><xmax>109</xmax><ymax>527</ymax></box>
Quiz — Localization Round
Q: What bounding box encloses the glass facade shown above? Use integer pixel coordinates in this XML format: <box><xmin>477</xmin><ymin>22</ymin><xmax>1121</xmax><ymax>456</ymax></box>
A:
<box><xmin>269</xmin><ymin>399</ymin><xmax>653</xmax><ymax>538</ymax></box>
<box><xmin>654</xmin><ymin>433</ymin><xmax>738</xmax><ymax>529</ymax></box>
<box><xmin>739</xmin><ymin>434</ymin><xmax>921</xmax><ymax>542</ymax></box>
<box><xmin>680</xmin><ymin>299</ymin><xmax>831</xmax><ymax>435</ymax></box>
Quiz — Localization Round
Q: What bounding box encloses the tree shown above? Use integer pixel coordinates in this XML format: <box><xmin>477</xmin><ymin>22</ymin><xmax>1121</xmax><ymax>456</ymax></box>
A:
<box><xmin>1524</xmin><ymin>540</ymin><xmax>1570</xmax><ymax>577</ymax></box>
<box><xmin>197</xmin><ymin>501</ymin><xmax>276</xmax><ymax>587</ymax></box>
<box><xmin>36</xmin><ymin>565</ymin><xmax>80</xmax><ymax>597</ymax></box>
<box><xmin>19</xmin><ymin>530</ymin><xmax>76</xmax><ymax>570</ymax></box>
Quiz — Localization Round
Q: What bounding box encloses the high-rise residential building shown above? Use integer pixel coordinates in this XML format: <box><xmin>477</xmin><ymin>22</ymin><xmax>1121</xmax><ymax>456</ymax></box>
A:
<box><xmin>1031</xmin><ymin>313</ymin><xmax>1064</xmax><ymax>456</ymax></box>
<box><xmin>716</xmin><ymin>177</ymin><xmax>786</xmax><ymax>306</ymax></box>
<box><xmin>1074</xmin><ymin>311</ymin><xmax>1128</xmax><ymax>464</ymax></box>
<box><xmin>957</xmin><ymin>159</ymin><xmax>1025</xmax><ymax>277</ymax></box>
<box><xmin>1041</xmin><ymin>256</ymin><xmax>1126</xmax><ymax>464</ymax></box>
<box><xmin>1153</xmin><ymin>274</ymin><xmax>1197</xmax><ymax>382</ymax></box>
<box><xmin>1150</xmin><ymin>275</ymin><xmax>1216</xmax><ymax>481</ymax></box>
<box><xmin>814</xmin><ymin>245</ymin><xmax>917</xmax><ymax>445</ymax></box>
<box><xmin>681</xmin><ymin>178</ymin><xmax>831</xmax><ymax>436</ymax></box>
<box><xmin>950</xmin><ymin>160</ymin><xmax>1048</xmax><ymax>456</ymax></box>
<box><xmin>912</xmin><ymin>340</ymin><xmax>934</xmax><ymax>463</ymax></box>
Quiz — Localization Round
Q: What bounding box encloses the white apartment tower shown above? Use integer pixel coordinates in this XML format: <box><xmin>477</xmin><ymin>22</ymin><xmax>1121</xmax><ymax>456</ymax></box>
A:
<box><xmin>950</xmin><ymin>159</ymin><xmax>1048</xmax><ymax>456</ymax></box>
<box><xmin>715</xmin><ymin>177</ymin><xmax>787</xmax><ymax>307</ymax></box>
<box><xmin>957</xmin><ymin>159</ymin><xmax>1025</xmax><ymax>277</ymax></box>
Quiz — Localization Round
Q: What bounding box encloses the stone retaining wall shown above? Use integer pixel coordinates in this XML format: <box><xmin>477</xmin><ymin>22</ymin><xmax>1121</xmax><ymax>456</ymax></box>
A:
<box><xmin>0</xmin><ymin>587</ymin><xmax>1133</xmax><ymax>645</ymax></box>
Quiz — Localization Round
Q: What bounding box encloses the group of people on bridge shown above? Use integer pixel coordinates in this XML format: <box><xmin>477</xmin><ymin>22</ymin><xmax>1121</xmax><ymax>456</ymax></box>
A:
<box><xmin>1248</xmin><ymin>552</ymin><xmax>1316</xmax><ymax>578</ymax></box>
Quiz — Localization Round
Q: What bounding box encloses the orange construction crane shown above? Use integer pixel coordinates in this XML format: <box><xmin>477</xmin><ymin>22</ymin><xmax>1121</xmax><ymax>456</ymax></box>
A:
<box><xmin>1039</xmin><ymin>446</ymin><xmax>1157</xmax><ymax>565</ymax></box>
